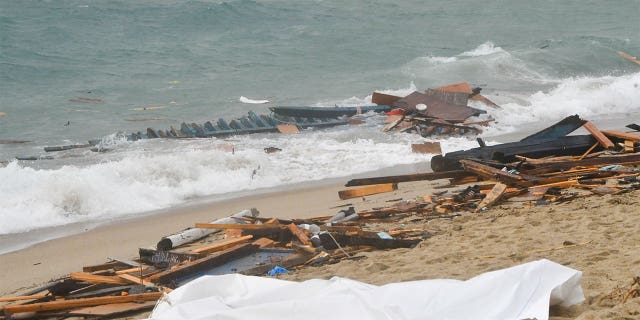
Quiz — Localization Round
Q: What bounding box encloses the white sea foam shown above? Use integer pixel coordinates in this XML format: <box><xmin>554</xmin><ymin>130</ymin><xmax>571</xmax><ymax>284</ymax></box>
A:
<box><xmin>460</xmin><ymin>41</ymin><xmax>506</xmax><ymax>57</ymax></box>
<box><xmin>0</xmin><ymin>122</ymin><xmax>461</xmax><ymax>235</ymax></box>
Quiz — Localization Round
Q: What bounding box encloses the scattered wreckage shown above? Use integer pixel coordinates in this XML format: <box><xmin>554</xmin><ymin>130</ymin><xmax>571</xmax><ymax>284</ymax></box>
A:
<box><xmin>2</xmin><ymin>115</ymin><xmax>638</xmax><ymax>319</ymax></box>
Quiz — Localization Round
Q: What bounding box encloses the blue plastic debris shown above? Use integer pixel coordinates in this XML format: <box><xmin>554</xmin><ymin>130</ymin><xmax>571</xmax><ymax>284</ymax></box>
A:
<box><xmin>267</xmin><ymin>266</ymin><xmax>288</xmax><ymax>276</ymax></box>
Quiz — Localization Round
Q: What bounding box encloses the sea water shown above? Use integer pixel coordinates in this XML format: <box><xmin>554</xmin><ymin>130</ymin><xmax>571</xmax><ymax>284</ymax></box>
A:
<box><xmin>1</xmin><ymin>0</ymin><xmax>639</xmax><ymax>248</ymax></box>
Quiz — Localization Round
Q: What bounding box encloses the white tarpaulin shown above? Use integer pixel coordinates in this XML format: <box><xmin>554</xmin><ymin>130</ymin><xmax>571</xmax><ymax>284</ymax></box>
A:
<box><xmin>149</xmin><ymin>259</ymin><xmax>584</xmax><ymax>320</ymax></box>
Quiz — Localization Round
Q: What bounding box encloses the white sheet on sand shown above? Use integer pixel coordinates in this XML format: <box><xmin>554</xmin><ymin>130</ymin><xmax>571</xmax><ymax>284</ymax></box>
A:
<box><xmin>148</xmin><ymin>259</ymin><xmax>584</xmax><ymax>320</ymax></box>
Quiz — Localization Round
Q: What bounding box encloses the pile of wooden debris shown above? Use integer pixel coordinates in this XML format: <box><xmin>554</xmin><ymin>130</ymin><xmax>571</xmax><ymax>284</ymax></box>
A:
<box><xmin>343</xmin><ymin>115</ymin><xmax>639</xmax><ymax>214</ymax></box>
<box><xmin>373</xmin><ymin>82</ymin><xmax>499</xmax><ymax>137</ymax></box>
<box><xmin>0</xmin><ymin>207</ymin><xmax>432</xmax><ymax>319</ymax></box>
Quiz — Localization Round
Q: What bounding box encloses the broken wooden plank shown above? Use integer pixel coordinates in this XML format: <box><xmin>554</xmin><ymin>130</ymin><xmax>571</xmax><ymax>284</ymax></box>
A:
<box><xmin>252</xmin><ymin>237</ymin><xmax>276</xmax><ymax>248</ymax></box>
<box><xmin>288</xmin><ymin>223</ymin><xmax>311</xmax><ymax>245</ymax></box>
<box><xmin>475</xmin><ymin>183</ymin><xmax>508</xmax><ymax>212</ymax></box>
<box><xmin>601</xmin><ymin>129</ymin><xmax>640</xmax><ymax>142</ymax></box>
<box><xmin>345</xmin><ymin>170</ymin><xmax>471</xmax><ymax>187</ymax></box>
<box><xmin>411</xmin><ymin>142</ymin><xmax>442</xmax><ymax>154</ymax></box>
<box><xmin>276</xmin><ymin>124</ymin><xmax>300</xmax><ymax>134</ymax></box>
<box><xmin>338</xmin><ymin>183</ymin><xmax>398</xmax><ymax>200</ymax></box>
<box><xmin>147</xmin><ymin>243</ymin><xmax>258</xmax><ymax>286</ymax></box>
<box><xmin>624</xmin><ymin>140</ymin><xmax>635</xmax><ymax>152</ymax></box>
<box><xmin>190</xmin><ymin>235</ymin><xmax>254</xmax><ymax>254</ymax></box>
<box><xmin>69</xmin><ymin>272</ymin><xmax>128</xmax><ymax>285</ymax></box>
<box><xmin>583</xmin><ymin>121</ymin><xmax>615</xmax><ymax>149</ymax></box>
<box><xmin>459</xmin><ymin>159</ymin><xmax>531</xmax><ymax>187</ymax></box>
<box><xmin>2</xmin><ymin>292</ymin><xmax>162</xmax><ymax>315</ymax></box>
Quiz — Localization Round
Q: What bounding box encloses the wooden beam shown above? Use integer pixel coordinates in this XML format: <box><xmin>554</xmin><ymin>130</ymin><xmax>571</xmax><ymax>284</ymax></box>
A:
<box><xmin>475</xmin><ymin>183</ymin><xmax>507</xmax><ymax>212</ymax></box>
<box><xmin>194</xmin><ymin>223</ymin><xmax>284</xmax><ymax>231</ymax></box>
<box><xmin>288</xmin><ymin>223</ymin><xmax>311</xmax><ymax>245</ymax></box>
<box><xmin>2</xmin><ymin>292</ymin><xmax>162</xmax><ymax>315</ymax></box>
<box><xmin>189</xmin><ymin>235</ymin><xmax>254</xmax><ymax>254</ymax></box>
<box><xmin>624</xmin><ymin>140</ymin><xmax>635</xmax><ymax>152</ymax></box>
<box><xmin>338</xmin><ymin>183</ymin><xmax>398</xmax><ymax>200</ymax></box>
<box><xmin>252</xmin><ymin>237</ymin><xmax>276</xmax><ymax>248</ymax></box>
<box><xmin>582</xmin><ymin>122</ymin><xmax>615</xmax><ymax>149</ymax></box>
<box><xmin>345</xmin><ymin>170</ymin><xmax>471</xmax><ymax>187</ymax></box>
<box><xmin>459</xmin><ymin>159</ymin><xmax>531</xmax><ymax>187</ymax></box>
<box><xmin>68</xmin><ymin>301</ymin><xmax>156</xmax><ymax>317</ymax></box>
<box><xmin>69</xmin><ymin>272</ymin><xmax>128</xmax><ymax>285</ymax></box>
<box><xmin>0</xmin><ymin>294</ymin><xmax>47</xmax><ymax>302</ymax></box>
<box><xmin>601</xmin><ymin>129</ymin><xmax>640</xmax><ymax>142</ymax></box>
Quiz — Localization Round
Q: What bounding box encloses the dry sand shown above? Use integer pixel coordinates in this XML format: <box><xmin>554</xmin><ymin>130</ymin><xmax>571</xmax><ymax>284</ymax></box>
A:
<box><xmin>1</xmin><ymin>177</ymin><xmax>639</xmax><ymax>319</ymax></box>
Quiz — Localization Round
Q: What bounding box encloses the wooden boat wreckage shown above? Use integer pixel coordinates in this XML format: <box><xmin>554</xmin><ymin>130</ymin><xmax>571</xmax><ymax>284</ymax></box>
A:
<box><xmin>345</xmin><ymin>115</ymin><xmax>640</xmax><ymax>214</ymax></box>
<box><xmin>2</xmin><ymin>115</ymin><xmax>639</xmax><ymax>319</ymax></box>
<box><xmin>373</xmin><ymin>82</ymin><xmax>499</xmax><ymax>137</ymax></box>
<box><xmin>0</xmin><ymin>206</ymin><xmax>430</xmax><ymax>319</ymax></box>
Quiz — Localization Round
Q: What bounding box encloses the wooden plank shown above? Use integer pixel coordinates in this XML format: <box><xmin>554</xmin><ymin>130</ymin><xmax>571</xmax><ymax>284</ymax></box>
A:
<box><xmin>618</xmin><ymin>51</ymin><xmax>640</xmax><ymax>66</ymax></box>
<box><xmin>435</xmin><ymin>82</ymin><xmax>473</xmax><ymax>94</ymax></box>
<box><xmin>338</xmin><ymin>183</ymin><xmax>398</xmax><ymax>200</ymax></box>
<box><xmin>0</xmin><ymin>294</ymin><xmax>47</xmax><ymax>302</ymax></box>
<box><xmin>70</xmin><ymin>272</ymin><xmax>128</xmax><ymax>285</ymax></box>
<box><xmin>276</xmin><ymin>124</ymin><xmax>300</xmax><ymax>134</ymax></box>
<box><xmin>578</xmin><ymin>142</ymin><xmax>599</xmax><ymax>160</ymax></box>
<box><xmin>194</xmin><ymin>223</ymin><xmax>283</xmax><ymax>231</ymax></box>
<box><xmin>411</xmin><ymin>142</ymin><xmax>442</xmax><ymax>154</ymax></box>
<box><xmin>68</xmin><ymin>301</ymin><xmax>156</xmax><ymax>317</ymax></box>
<box><xmin>115</xmin><ymin>266</ymin><xmax>148</xmax><ymax>275</ymax></box>
<box><xmin>459</xmin><ymin>159</ymin><xmax>531</xmax><ymax>187</ymax></box>
<box><xmin>2</xmin><ymin>292</ymin><xmax>162</xmax><ymax>315</ymax></box>
<box><xmin>190</xmin><ymin>235</ymin><xmax>254</xmax><ymax>254</ymax></box>
<box><xmin>475</xmin><ymin>183</ymin><xmax>508</xmax><ymax>212</ymax></box>
<box><xmin>528</xmin><ymin>180</ymin><xmax>580</xmax><ymax>189</ymax></box>
<box><xmin>117</xmin><ymin>273</ymin><xmax>154</xmax><ymax>286</ymax></box>
<box><xmin>147</xmin><ymin>243</ymin><xmax>258</xmax><ymax>286</ymax></box>
<box><xmin>345</xmin><ymin>170</ymin><xmax>471</xmax><ymax>187</ymax></box>
<box><xmin>288</xmin><ymin>223</ymin><xmax>311</xmax><ymax>245</ymax></box>
<box><xmin>582</xmin><ymin>122</ymin><xmax>615</xmax><ymax>149</ymax></box>
<box><xmin>601</xmin><ymin>129</ymin><xmax>640</xmax><ymax>142</ymax></box>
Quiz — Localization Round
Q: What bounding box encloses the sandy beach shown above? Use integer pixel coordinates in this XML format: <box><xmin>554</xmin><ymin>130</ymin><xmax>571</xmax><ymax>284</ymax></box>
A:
<box><xmin>2</xmin><ymin>172</ymin><xmax>639</xmax><ymax>319</ymax></box>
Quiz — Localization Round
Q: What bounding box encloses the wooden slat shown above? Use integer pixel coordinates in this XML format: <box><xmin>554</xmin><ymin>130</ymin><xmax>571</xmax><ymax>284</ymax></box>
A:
<box><xmin>70</xmin><ymin>272</ymin><xmax>128</xmax><ymax>285</ymax></box>
<box><xmin>601</xmin><ymin>129</ymin><xmax>640</xmax><ymax>142</ymax></box>
<box><xmin>194</xmin><ymin>223</ymin><xmax>283</xmax><ymax>230</ymax></box>
<box><xmin>190</xmin><ymin>235</ymin><xmax>254</xmax><ymax>254</ymax></box>
<box><xmin>624</xmin><ymin>140</ymin><xmax>635</xmax><ymax>152</ymax></box>
<box><xmin>115</xmin><ymin>266</ymin><xmax>148</xmax><ymax>275</ymax></box>
<box><xmin>288</xmin><ymin>223</ymin><xmax>311</xmax><ymax>245</ymax></box>
<box><xmin>338</xmin><ymin>183</ymin><xmax>398</xmax><ymax>200</ymax></box>
<box><xmin>475</xmin><ymin>183</ymin><xmax>507</xmax><ymax>212</ymax></box>
<box><xmin>2</xmin><ymin>292</ymin><xmax>162</xmax><ymax>315</ymax></box>
<box><xmin>582</xmin><ymin>122</ymin><xmax>615</xmax><ymax>149</ymax></box>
